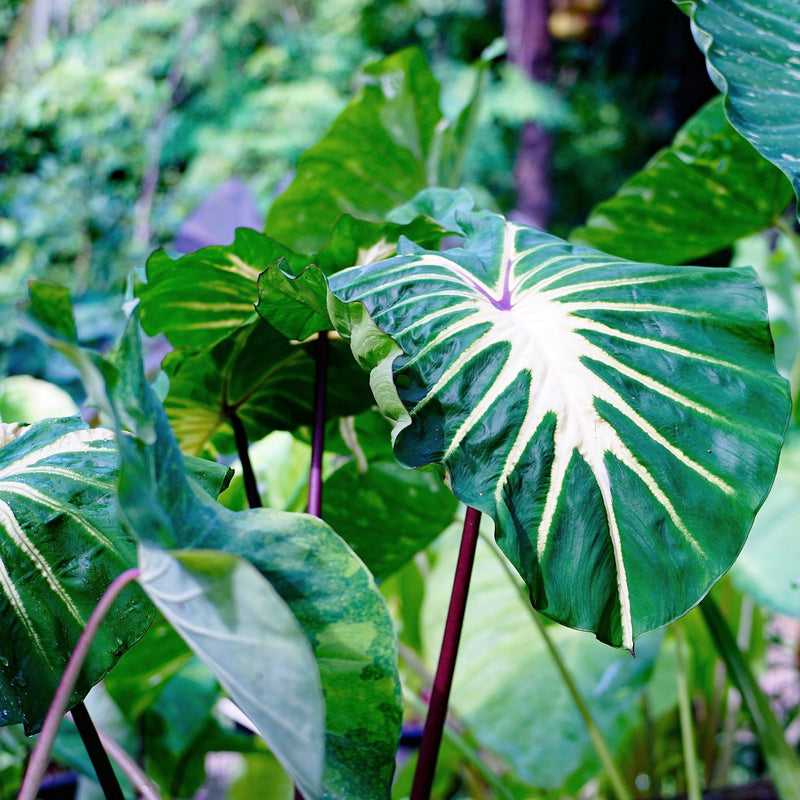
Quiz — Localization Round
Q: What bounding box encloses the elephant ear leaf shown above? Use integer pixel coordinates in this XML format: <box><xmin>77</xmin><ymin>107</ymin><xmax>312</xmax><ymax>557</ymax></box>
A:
<box><xmin>677</xmin><ymin>0</ymin><xmax>800</xmax><ymax>213</ymax></box>
<box><xmin>0</xmin><ymin>417</ymin><xmax>151</xmax><ymax>733</ymax></box>
<box><xmin>330</xmin><ymin>207</ymin><xmax>790</xmax><ymax>650</ymax></box>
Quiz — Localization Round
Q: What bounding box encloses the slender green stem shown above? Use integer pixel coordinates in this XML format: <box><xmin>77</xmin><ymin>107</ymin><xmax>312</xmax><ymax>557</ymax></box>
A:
<box><xmin>483</xmin><ymin>534</ymin><xmax>633</xmax><ymax>800</ymax></box>
<box><xmin>404</xmin><ymin>688</ymin><xmax>516</xmax><ymax>800</ymax></box>
<box><xmin>675</xmin><ymin>625</ymin><xmax>702</xmax><ymax>800</ymax></box>
<box><xmin>776</xmin><ymin>216</ymin><xmax>800</xmax><ymax>261</ymax></box>
<box><xmin>411</xmin><ymin>507</ymin><xmax>482</xmax><ymax>800</ymax></box>
<box><xmin>307</xmin><ymin>330</ymin><xmax>329</xmax><ymax>518</ymax></box>
<box><xmin>18</xmin><ymin>568</ymin><xmax>142</xmax><ymax>800</ymax></box>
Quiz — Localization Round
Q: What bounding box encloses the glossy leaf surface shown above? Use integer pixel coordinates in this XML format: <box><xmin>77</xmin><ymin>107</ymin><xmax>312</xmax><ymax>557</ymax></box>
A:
<box><xmin>265</xmin><ymin>48</ymin><xmax>444</xmax><ymax>253</ymax></box>
<box><xmin>331</xmin><ymin>207</ymin><xmax>789</xmax><ymax>649</ymax></box>
<box><xmin>677</xmin><ymin>0</ymin><xmax>800</xmax><ymax>211</ymax></box>
<box><xmin>139</xmin><ymin>545</ymin><xmax>326</xmax><ymax>800</ymax></box>
<box><xmin>572</xmin><ymin>97</ymin><xmax>792</xmax><ymax>265</ymax></box>
<box><xmin>0</xmin><ymin>417</ymin><xmax>150</xmax><ymax>733</ymax></box>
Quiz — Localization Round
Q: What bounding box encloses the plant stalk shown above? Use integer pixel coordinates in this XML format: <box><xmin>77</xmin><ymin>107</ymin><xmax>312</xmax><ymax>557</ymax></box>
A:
<box><xmin>410</xmin><ymin>506</ymin><xmax>482</xmax><ymax>800</ymax></box>
<box><xmin>71</xmin><ymin>702</ymin><xmax>125</xmax><ymax>800</ymax></box>
<box><xmin>675</xmin><ymin>624</ymin><xmax>702</xmax><ymax>800</ymax></box>
<box><xmin>700</xmin><ymin>595</ymin><xmax>800</xmax><ymax>799</ymax></box>
<box><xmin>307</xmin><ymin>330</ymin><xmax>329</xmax><ymax>518</ymax></box>
<box><xmin>18</xmin><ymin>568</ymin><xmax>142</xmax><ymax>800</ymax></box>
<box><xmin>483</xmin><ymin>532</ymin><xmax>633</xmax><ymax>800</ymax></box>
<box><xmin>229</xmin><ymin>407</ymin><xmax>261</xmax><ymax>509</ymax></box>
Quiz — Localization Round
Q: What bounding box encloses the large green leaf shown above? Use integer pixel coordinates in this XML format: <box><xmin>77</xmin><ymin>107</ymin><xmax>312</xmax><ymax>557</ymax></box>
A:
<box><xmin>138</xmin><ymin>545</ymin><xmax>325</xmax><ymax>800</ymax></box>
<box><xmin>0</xmin><ymin>417</ymin><xmax>150</xmax><ymax>733</ymax></box>
<box><xmin>677</xmin><ymin>0</ymin><xmax>800</xmax><ymax>212</ymax></box>
<box><xmin>265</xmin><ymin>48</ymin><xmax>444</xmax><ymax>253</ymax></box>
<box><xmin>571</xmin><ymin>96</ymin><xmax>792</xmax><ymax>265</ymax></box>
<box><xmin>330</xmin><ymin>206</ymin><xmax>789</xmax><ymax>649</ymax></box>
<box><xmin>110</xmin><ymin>317</ymin><xmax>403</xmax><ymax>799</ymax></box>
<box><xmin>422</xmin><ymin>525</ymin><xmax>661</xmax><ymax>793</ymax></box>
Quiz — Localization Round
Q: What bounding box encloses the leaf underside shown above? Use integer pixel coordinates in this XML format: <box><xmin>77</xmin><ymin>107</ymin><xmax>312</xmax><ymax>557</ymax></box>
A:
<box><xmin>331</xmin><ymin>209</ymin><xmax>789</xmax><ymax>649</ymax></box>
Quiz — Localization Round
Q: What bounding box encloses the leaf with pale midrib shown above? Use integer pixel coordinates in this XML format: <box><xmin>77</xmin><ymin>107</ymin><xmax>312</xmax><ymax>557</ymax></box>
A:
<box><xmin>330</xmin><ymin>205</ymin><xmax>789</xmax><ymax>649</ymax></box>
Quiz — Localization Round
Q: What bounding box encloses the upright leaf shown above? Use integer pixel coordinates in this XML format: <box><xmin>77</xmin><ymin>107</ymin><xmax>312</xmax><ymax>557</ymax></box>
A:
<box><xmin>572</xmin><ymin>96</ymin><xmax>792</xmax><ymax>265</ymax></box>
<box><xmin>0</xmin><ymin>417</ymin><xmax>150</xmax><ymax>733</ymax></box>
<box><xmin>265</xmin><ymin>48</ymin><xmax>445</xmax><ymax>253</ymax></box>
<box><xmin>676</xmin><ymin>0</ymin><xmax>800</xmax><ymax>213</ymax></box>
<box><xmin>330</xmin><ymin>205</ymin><xmax>789</xmax><ymax>649</ymax></box>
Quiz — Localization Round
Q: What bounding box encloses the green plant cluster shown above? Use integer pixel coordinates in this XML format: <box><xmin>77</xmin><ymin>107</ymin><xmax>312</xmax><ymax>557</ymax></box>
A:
<box><xmin>1</xmin><ymin>2</ymin><xmax>800</xmax><ymax>799</ymax></box>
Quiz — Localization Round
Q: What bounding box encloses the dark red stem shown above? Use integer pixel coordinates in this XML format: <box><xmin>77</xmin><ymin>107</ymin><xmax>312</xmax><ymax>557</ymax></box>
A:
<box><xmin>229</xmin><ymin>407</ymin><xmax>261</xmax><ymax>509</ymax></box>
<box><xmin>306</xmin><ymin>330</ymin><xmax>329</xmax><ymax>518</ymax></box>
<box><xmin>410</xmin><ymin>506</ymin><xmax>482</xmax><ymax>800</ymax></box>
<box><xmin>72</xmin><ymin>702</ymin><xmax>125</xmax><ymax>800</ymax></box>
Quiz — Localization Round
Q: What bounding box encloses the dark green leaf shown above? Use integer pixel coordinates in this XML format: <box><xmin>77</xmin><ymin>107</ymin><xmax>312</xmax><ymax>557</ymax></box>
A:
<box><xmin>0</xmin><ymin>417</ymin><xmax>151</xmax><ymax>733</ymax></box>
<box><xmin>331</xmin><ymin>202</ymin><xmax>789</xmax><ymax>649</ymax></box>
<box><xmin>677</xmin><ymin>0</ymin><xmax>800</xmax><ymax>216</ymax></box>
<box><xmin>27</xmin><ymin>281</ymin><xmax>78</xmax><ymax>343</ymax></box>
<box><xmin>571</xmin><ymin>97</ymin><xmax>792</xmax><ymax>264</ymax></box>
<box><xmin>322</xmin><ymin>412</ymin><xmax>456</xmax><ymax>579</ymax></box>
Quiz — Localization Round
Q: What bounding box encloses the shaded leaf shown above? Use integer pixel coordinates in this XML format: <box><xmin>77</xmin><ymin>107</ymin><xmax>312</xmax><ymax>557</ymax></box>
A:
<box><xmin>572</xmin><ymin>97</ymin><xmax>792</xmax><ymax>264</ymax></box>
<box><xmin>322</xmin><ymin>411</ymin><xmax>457</xmax><ymax>579</ymax></box>
<box><xmin>0</xmin><ymin>417</ymin><xmax>150</xmax><ymax>733</ymax></box>
<box><xmin>677</xmin><ymin>0</ymin><xmax>800</xmax><ymax>214</ymax></box>
<box><xmin>331</xmin><ymin>204</ymin><xmax>789</xmax><ymax>649</ymax></box>
<box><xmin>139</xmin><ymin>545</ymin><xmax>326</xmax><ymax>800</ymax></box>
<box><xmin>163</xmin><ymin>317</ymin><xmax>373</xmax><ymax>457</ymax></box>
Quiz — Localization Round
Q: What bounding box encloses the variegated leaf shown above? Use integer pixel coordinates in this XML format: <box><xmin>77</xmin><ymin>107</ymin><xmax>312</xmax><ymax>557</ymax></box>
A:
<box><xmin>330</xmin><ymin>210</ymin><xmax>789</xmax><ymax>649</ymax></box>
<box><xmin>0</xmin><ymin>417</ymin><xmax>151</xmax><ymax>732</ymax></box>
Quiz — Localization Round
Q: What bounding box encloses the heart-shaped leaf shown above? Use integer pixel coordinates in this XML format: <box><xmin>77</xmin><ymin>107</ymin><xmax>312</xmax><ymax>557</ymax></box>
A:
<box><xmin>0</xmin><ymin>417</ymin><xmax>151</xmax><ymax>733</ymax></box>
<box><xmin>330</xmin><ymin>207</ymin><xmax>789</xmax><ymax>649</ymax></box>
<box><xmin>676</xmin><ymin>0</ymin><xmax>800</xmax><ymax>214</ymax></box>
<box><xmin>572</xmin><ymin>96</ymin><xmax>793</xmax><ymax>265</ymax></box>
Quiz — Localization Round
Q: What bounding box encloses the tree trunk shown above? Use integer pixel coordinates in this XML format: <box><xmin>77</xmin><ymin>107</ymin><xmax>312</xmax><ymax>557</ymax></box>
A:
<box><xmin>504</xmin><ymin>0</ymin><xmax>552</xmax><ymax>229</ymax></box>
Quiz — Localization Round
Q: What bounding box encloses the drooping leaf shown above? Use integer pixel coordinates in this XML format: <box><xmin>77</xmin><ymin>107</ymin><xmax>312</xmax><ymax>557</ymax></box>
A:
<box><xmin>0</xmin><ymin>417</ymin><xmax>151</xmax><ymax>733</ymax></box>
<box><xmin>676</xmin><ymin>0</ymin><xmax>800</xmax><ymax>214</ymax></box>
<box><xmin>162</xmin><ymin>317</ymin><xmax>373</xmax><ymax>457</ymax></box>
<box><xmin>322</xmin><ymin>411</ymin><xmax>457</xmax><ymax>579</ymax></box>
<box><xmin>330</xmin><ymin>205</ymin><xmax>789</xmax><ymax>649</ymax></box>
<box><xmin>265</xmin><ymin>48</ymin><xmax>445</xmax><ymax>253</ymax></box>
<box><xmin>138</xmin><ymin>545</ymin><xmax>326</xmax><ymax>800</ymax></box>
<box><xmin>111</xmin><ymin>316</ymin><xmax>403</xmax><ymax>799</ymax></box>
<box><xmin>571</xmin><ymin>96</ymin><xmax>793</xmax><ymax>265</ymax></box>
<box><xmin>421</xmin><ymin>526</ymin><xmax>661</xmax><ymax>793</ymax></box>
